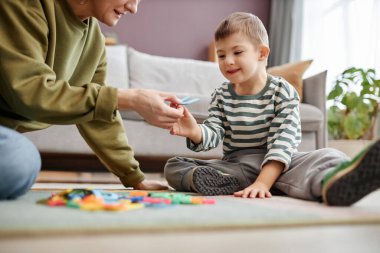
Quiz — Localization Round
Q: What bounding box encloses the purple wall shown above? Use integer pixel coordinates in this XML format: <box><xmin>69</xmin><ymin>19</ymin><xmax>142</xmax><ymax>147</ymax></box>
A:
<box><xmin>100</xmin><ymin>0</ymin><xmax>271</xmax><ymax>61</ymax></box>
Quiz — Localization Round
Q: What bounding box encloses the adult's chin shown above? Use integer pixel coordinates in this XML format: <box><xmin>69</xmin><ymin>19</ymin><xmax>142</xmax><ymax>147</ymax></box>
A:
<box><xmin>100</xmin><ymin>17</ymin><xmax>120</xmax><ymax>27</ymax></box>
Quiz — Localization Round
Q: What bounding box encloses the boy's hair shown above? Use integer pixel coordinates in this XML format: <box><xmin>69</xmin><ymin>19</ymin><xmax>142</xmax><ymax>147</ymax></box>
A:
<box><xmin>214</xmin><ymin>12</ymin><xmax>269</xmax><ymax>47</ymax></box>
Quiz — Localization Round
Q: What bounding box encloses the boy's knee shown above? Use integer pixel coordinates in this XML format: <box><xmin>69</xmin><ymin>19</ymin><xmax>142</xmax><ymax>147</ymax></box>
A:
<box><xmin>166</xmin><ymin>156</ymin><xmax>181</xmax><ymax>165</ymax></box>
<box><xmin>163</xmin><ymin>157</ymin><xmax>177</xmax><ymax>181</ymax></box>
<box><xmin>164</xmin><ymin>156</ymin><xmax>191</xmax><ymax>191</ymax></box>
<box><xmin>318</xmin><ymin>148</ymin><xmax>349</xmax><ymax>161</ymax></box>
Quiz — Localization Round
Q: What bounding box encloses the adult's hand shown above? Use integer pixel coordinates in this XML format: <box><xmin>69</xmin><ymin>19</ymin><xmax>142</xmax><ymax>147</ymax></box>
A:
<box><xmin>117</xmin><ymin>88</ymin><xmax>184</xmax><ymax>129</ymax></box>
<box><xmin>134</xmin><ymin>179</ymin><xmax>172</xmax><ymax>190</ymax></box>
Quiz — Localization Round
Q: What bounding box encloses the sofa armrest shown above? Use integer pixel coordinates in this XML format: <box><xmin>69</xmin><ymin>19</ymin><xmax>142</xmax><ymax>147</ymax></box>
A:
<box><xmin>303</xmin><ymin>70</ymin><xmax>327</xmax><ymax>112</ymax></box>
<box><xmin>302</xmin><ymin>70</ymin><xmax>328</xmax><ymax>148</ymax></box>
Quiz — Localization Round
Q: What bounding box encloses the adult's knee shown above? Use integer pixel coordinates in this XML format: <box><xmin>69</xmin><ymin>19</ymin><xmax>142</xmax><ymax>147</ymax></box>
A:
<box><xmin>0</xmin><ymin>127</ymin><xmax>41</xmax><ymax>200</ymax></box>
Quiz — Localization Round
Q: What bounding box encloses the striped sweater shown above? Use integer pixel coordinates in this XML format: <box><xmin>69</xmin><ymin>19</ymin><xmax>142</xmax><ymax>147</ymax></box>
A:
<box><xmin>187</xmin><ymin>75</ymin><xmax>301</xmax><ymax>170</ymax></box>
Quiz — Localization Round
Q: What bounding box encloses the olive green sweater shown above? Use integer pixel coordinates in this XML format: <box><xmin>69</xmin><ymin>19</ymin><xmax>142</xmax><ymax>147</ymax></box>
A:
<box><xmin>0</xmin><ymin>0</ymin><xmax>144</xmax><ymax>186</ymax></box>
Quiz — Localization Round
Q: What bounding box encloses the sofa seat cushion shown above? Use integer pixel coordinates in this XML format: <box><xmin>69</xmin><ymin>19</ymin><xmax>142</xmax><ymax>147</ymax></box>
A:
<box><xmin>123</xmin><ymin>120</ymin><xmax>223</xmax><ymax>158</ymax></box>
<box><xmin>186</xmin><ymin>102</ymin><xmax>324</xmax><ymax>132</ymax></box>
<box><xmin>299</xmin><ymin>103</ymin><xmax>323</xmax><ymax>132</ymax></box>
<box><xmin>120</xmin><ymin>98</ymin><xmax>323</xmax><ymax>133</ymax></box>
<box><xmin>23</xmin><ymin>125</ymin><xmax>93</xmax><ymax>154</ymax></box>
<box><xmin>119</xmin><ymin>93</ymin><xmax>211</xmax><ymax>123</ymax></box>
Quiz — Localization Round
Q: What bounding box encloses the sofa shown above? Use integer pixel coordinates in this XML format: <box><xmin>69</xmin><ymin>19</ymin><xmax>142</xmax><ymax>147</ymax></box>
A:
<box><xmin>24</xmin><ymin>45</ymin><xmax>327</xmax><ymax>172</ymax></box>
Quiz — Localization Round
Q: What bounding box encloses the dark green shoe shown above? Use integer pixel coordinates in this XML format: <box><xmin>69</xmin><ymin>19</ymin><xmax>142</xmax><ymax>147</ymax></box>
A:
<box><xmin>322</xmin><ymin>140</ymin><xmax>380</xmax><ymax>206</ymax></box>
<box><xmin>190</xmin><ymin>166</ymin><xmax>242</xmax><ymax>196</ymax></box>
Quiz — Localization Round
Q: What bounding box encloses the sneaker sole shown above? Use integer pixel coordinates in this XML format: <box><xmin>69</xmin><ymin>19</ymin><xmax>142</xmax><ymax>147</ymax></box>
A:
<box><xmin>322</xmin><ymin>140</ymin><xmax>380</xmax><ymax>206</ymax></box>
<box><xmin>191</xmin><ymin>166</ymin><xmax>242</xmax><ymax>196</ymax></box>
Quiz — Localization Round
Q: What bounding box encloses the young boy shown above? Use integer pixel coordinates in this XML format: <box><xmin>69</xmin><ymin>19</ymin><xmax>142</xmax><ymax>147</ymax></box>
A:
<box><xmin>164</xmin><ymin>12</ymin><xmax>380</xmax><ymax>206</ymax></box>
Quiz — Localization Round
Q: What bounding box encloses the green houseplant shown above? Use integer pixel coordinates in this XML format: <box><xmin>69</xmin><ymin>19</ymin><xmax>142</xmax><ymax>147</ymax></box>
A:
<box><xmin>327</xmin><ymin>67</ymin><xmax>380</xmax><ymax>140</ymax></box>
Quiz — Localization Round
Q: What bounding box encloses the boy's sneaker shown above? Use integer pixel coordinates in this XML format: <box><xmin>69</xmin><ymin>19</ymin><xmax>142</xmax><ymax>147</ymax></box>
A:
<box><xmin>190</xmin><ymin>166</ymin><xmax>242</xmax><ymax>196</ymax></box>
<box><xmin>322</xmin><ymin>139</ymin><xmax>380</xmax><ymax>206</ymax></box>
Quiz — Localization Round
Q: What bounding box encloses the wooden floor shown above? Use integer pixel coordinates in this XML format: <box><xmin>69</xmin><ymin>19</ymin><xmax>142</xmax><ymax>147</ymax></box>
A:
<box><xmin>36</xmin><ymin>170</ymin><xmax>166</xmax><ymax>183</ymax></box>
<box><xmin>2</xmin><ymin>225</ymin><xmax>380</xmax><ymax>253</ymax></box>
<box><xmin>1</xmin><ymin>171</ymin><xmax>380</xmax><ymax>253</ymax></box>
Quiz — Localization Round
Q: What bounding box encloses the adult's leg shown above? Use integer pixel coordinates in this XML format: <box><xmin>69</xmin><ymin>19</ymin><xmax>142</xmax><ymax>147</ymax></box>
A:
<box><xmin>0</xmin><ymin>126</ymin><xmax>41</xmax><ymax>200</ymax></box>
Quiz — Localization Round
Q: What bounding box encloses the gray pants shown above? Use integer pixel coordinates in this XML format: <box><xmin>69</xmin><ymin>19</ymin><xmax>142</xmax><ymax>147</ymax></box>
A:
<box><xmin>164</xmin><ymin>148</ymin><xmax>349</xmax><ymax>201</ymax></box>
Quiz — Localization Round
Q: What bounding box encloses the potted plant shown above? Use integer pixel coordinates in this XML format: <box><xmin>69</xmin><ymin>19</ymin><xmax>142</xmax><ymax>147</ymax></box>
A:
<box><xmin>327</xmin><ymin>67</ymin><xmax>380</xmax><ymax>157</ymax></box>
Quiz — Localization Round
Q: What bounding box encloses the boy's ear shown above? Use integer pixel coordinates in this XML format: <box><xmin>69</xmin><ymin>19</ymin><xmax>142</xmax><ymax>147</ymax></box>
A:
<box><xmin>259</xmin><ymin>45</ymin><xmax>270</xmax><ymax>61</ymax></box>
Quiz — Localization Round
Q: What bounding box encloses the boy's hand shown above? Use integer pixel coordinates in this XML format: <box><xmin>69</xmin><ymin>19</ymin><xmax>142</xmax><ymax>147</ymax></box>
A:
<box><xmin>170</xmin><ymin>106</ymin><xmax>201</xmax><ymax>141</ymax></box>
<box><xmin>234</xmin><ymin>160</ymin><xmax>284</xmax><ymax>199</ymax></box>
<box><xmin>233</xmin><ymin>181</ymin><xmax>272</xmax><ymax>199</ymax></box>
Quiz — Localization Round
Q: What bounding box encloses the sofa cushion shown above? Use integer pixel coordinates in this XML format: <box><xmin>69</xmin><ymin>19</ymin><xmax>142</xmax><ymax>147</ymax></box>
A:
<box><xmin>127</xmin><ymin>47</ymin><xmax>227</xmax><ymax>95</ymax></box>
<box><xmin>267</xmin><ymin>60</ymin><xmax>313</xmax><ymax>102</ymax></box>
<box><xmin>105</xmin><ymin>45</ymin><xmax>129</xmax><ymax>89</ymax></box>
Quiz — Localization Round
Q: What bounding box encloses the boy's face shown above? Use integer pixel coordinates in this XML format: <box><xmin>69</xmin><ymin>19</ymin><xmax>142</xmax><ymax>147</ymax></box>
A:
<box><xmin>215</xmin><ymin>32</ymin><xmax>265</xmax><ymax>86</ymax></box>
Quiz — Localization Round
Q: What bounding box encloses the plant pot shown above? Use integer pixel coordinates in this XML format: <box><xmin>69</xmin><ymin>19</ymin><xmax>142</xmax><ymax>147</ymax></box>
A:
<box><xmin>328</xmin><ymin>139</ymin><xmax>374</xmax><ymax>158</ymax></box>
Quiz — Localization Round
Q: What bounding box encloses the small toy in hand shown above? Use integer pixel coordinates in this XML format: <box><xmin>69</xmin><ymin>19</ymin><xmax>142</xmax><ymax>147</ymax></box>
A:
<box><xmin>44</xmin><ymin>189</ymin><xmax>216</xmax><ymax>212</ymax></box>
<box><xmin>179</xmin><ymin>96</ymin><xmax>200</xmax><ymax>105</ymax></box>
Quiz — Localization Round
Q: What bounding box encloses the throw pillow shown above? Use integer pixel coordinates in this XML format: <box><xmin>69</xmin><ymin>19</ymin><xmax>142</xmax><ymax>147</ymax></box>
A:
<box><xmin>267</xmin><ymin>59</ymin><xmax>313</xmax><ymax>101</ymax></box>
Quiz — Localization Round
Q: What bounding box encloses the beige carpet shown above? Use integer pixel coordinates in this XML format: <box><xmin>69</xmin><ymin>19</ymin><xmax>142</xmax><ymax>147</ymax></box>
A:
<box><xmin>1</xmin><ymin>188</ymin><xmax>380</xmax><ymax>237</ymax></box>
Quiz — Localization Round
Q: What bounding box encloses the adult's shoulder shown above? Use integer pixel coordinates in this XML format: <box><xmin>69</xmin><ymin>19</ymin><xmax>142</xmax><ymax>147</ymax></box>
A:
<box><xmin>1</xmin><ymin>0</ymin><xmax>45</xmax><ymax>14</ymax></box>
<box><xmin>0</xmin><ymin>0</ymin><xmax>47</xmax><ymax>22</ymax></box>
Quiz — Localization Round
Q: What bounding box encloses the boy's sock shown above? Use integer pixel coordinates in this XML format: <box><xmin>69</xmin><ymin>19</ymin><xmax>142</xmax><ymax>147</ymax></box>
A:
<box><xmin>190</xmin><ymin>166</ymin><xmax>242</xmax><ymax>196</ymax></box>
<box><xmin>322</xmin><ymin>139</ymin><xmax>380</xmax><ymax>206</ymax></box>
